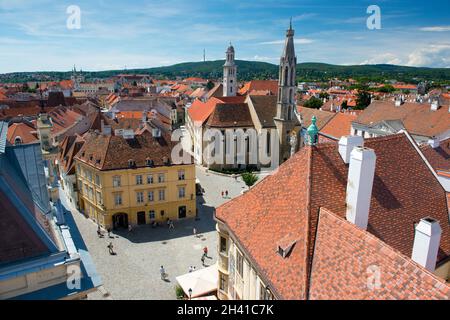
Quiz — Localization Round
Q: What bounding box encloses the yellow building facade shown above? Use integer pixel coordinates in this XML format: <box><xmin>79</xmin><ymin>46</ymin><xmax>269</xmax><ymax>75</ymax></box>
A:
<box><xmin>75</xmin><ymin>160</ymin><xmax>196</xmax><ymax>229</ymax></box>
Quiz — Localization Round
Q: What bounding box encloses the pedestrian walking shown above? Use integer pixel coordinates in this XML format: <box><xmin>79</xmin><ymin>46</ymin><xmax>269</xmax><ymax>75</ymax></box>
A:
<box><xmin>221</xmin><ymin>191</ymin><xmax>224</xmax><ymax>198</ymax></box>
<box><xmin>193</xmin><ymin>227</ymin><xmax>197</xmax><ymax>237</ymax></box>
<box><xmin>128</xmin><ymin>224</ymin><xmax>132</xmax><ymax>233</ymax></box>
<box><xmin>169</xmin><ymin>221</ymin><xmax>174</xmax><ymax>229</ymax></box>
<box><xmin>225</xmin><ymin>190</ymin><xmax>229</xmax><ymax>198</ymax></box>
<box><xmin>201</xmin><ymin>254</ymin><xmax>206</xmax><ymax>266</ymax></box>
<box><xmin>203</xmin><ymin>246</ymin><xmax>208</xmax><ymax>257</ymax></box>
<box><xmin>107</xmin><ymin>228</ymin><xmax>111</xmax><ymax>238</ymax></box>
<box><xmin>167</xmin><ymin>218</ymin><xmax>171</xmax><ymax>228</ymax></box>
<box><xmin>160</xmin><ymin>266</ymin><xmax>166</xmax><ymax>280</ymax></box>
<box><xmin>107</xmin><ymin>242</ymin><xmax>115</xmax><ymax>255</ymax></box>
<box><xmin>189</xmin><ymin>266</ymin><xmax>193</xmax><ymax>273</ymax></box>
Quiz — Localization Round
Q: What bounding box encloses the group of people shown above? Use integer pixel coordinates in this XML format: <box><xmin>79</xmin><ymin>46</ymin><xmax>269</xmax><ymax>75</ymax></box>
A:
<box><xmin>221</xmin><ymin>190</ymin><xmax>229</xmax><ymax>198</ymax></box>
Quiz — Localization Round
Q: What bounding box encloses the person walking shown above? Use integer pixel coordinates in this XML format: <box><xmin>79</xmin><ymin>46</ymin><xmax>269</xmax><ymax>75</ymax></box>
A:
<box><xmin>193</xmin><ymin>227</ymin><xmax>197</xmax><ymax>238</ymax></box>
<box><xmin>107</xmin><ymin>228</ymin><xmax>111</xmax><ymax>238</ymax></box>
<box><xmin>203</xmin><ymin>246</ymin><xmax>208</xmax><ymax>258</ymax></box>
<box><xmin>160</xmin><ymin>266</ymin><xmax>166</xmax><ymax>280</ymax></box>
<box><xmin>128</xmin><ymin>224</ymin><xmax>132</xmax><ymax>233</ymax></box>
<box><xmin>221</xmin><ymin>191</ymin><xmax>224</xmax><ymax>198</ymax></box>
<box><xmin>107</xmin><ymin>242</ymin><xmax>114</xmax><ymax>255</ymax></box>
<box><xmin>189</xmin><ymin>266</ymin><xmax>193</xmax><ymax>273</ymax></box>
<box><xmin>201</xmin><ymin>253</ymin><xmax>206</xmax><ymax>266</ymax></box>
<box><xmin>225</xmin><ymin>190</ymin><xmax>229</xmax><ymax>198</ymax></box>
<box><xmin>169</xmin><ymin>221</ymin><xmax>174</xmax><ymax>229</ymax></box>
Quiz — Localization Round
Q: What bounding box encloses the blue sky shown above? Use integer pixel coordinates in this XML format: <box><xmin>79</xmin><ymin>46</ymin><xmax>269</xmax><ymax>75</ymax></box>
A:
<box><xmin>0</xmin><ymin>0</ymin><xmax>449</xmax><ymax>73</ymax></box>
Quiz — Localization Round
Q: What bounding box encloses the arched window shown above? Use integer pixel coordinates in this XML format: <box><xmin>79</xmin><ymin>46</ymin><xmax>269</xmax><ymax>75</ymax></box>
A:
<box><xmin>284</xmin><ymin>66</ymin><xmax>289</xmax><ymax>85</ymax></box>
<box><xmin>289</xmin><ymin>89</ymin><xmax>293</xmax><ymax>104</ymax></box>
<box><xmin>290</xmin><ymin>67</ymin><xmax>295</xmax><ymax>86</ymax></box>
<box><xmin>14</xmin><ymin>136</ymin><xmax>23</xmax><ymax>145</ymax></box>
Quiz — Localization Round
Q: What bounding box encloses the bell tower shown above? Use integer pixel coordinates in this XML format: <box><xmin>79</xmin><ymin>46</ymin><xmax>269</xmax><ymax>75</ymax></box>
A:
<box><xmin>274</xmin><ymin>20</ymin><xmax>301</xmax><ymax>163</ymax></box>
<box><xmin>223</xmin><ymin>43</ymin><xmax>237</xmax><ymax>97</ymax></box>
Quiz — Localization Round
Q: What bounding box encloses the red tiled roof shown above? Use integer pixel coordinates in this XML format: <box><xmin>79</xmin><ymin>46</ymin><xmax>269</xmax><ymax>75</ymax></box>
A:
<box><xmin>216</xmin><ymin>133</ymin><xmax>450</xmax><ymax>299</ymax></box>
<box><xmin>239</xmin><ymin>80</ymin><xmax>278</xmax><ymax>96</ymax></box>
<box><xmin>6</xmin><ymin>122</ymin><xmax>38</xmax><ymax>145</ymax></box>
<box><xmin>309</xmin><ymin>208</ymin><xmax>450</xmax><ymax>300</ymax></box>
<box><xmin>75</xmin><ymin>131</ymin><xmax>177</xmax><ymax>171</ymax></box>
<box><xmin>354</xmin><ymin>100</ymin><xmax>450</xmax><ymax>138</ymax></box>
<box><xmin>320</xmin><ymin>112</ymin><xmax>357</xmax><ymax>140</ymax></box>
<box><xmin>420</xmin><ymin>138</ymin><xmax>450</xmax><ymax>172</ymax></box>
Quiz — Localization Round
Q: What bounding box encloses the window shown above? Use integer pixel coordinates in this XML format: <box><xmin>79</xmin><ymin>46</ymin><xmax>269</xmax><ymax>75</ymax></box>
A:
<box><xmin>178</xmin><ymin>170</ymin><xmax>185</xmax><ymax>181</ymax></box>
<box><xmin>219</xmin><ymin>274</ymin><xmax>227</xmax><ymax>292</ymax></box>
<box><xmin>236</xmin><ymin>252</ymin><xmax>244</xmax><ymax>277</ymax></box>
<box><xmin>95</xmin><ymin>174</ymin><xmax>101</xmax><ymax>186</ymax></box>
<box><xmin>136</xmin><ymin>175</ymin><xmax>143</xmax><ymax>185</ymax></box>
<box><xmin>158</xmin><ymin>173</ymin><xmax>165</xmax><ymax>183</ymax></box>
<box><xmin>88</xmin><ymin>187</ymin><xmax>94</xmax><ymax>200</ymax></box>
<box><xmin>147</xmin><ymin>174</ymin><xmax>154</xmax><ymax>184</ymax></box>
<box><xmin>159</xmin><ymin>189</ymin><xmax>165</xmax><ymax>201</ymax></box>
<box><xmin>136</xmin><ymin>192</ymin><xmax>144</xmax><ymax>204</ymax></box>
<box><xmin>149</xmin><ymin>210</ymin><xmax>155</xmax><ymax>220</ymax></box>
<box><xmin>148</xmin><ymin>191</ymin><xmax>154</xmax><ymax>202</ymax></box>
<box><xmin>96</xmin><ymin>191</ymin><xmax>103</xmax><ymax>205</ymax></box>
<box><xmin>178</xmin><ymin>186</ymin><xmax>185</xmax><ymax>199</ymax></box>
<box><xmin>113</xmin><ymin>176</ymin><xmax>121</xmax><ymax>187</ymax></box>
<box><xmin>160</xmin><ymin>210</ymin><xmax>165</xmax><ymax>217</ymax></box>
<box><xmin>259</xmin><ymin>283</ymin><xmax>274</xmax><ymax>300</ymax></box>
<box><xmin>114</xmin><ymin>193</ymin><xmax>122</xmax><ymax>206</ymax></box>
<box><xmin>220</xmin><ymin>237</ymin><xmax>227</xmax><ymax>253</ymax></box>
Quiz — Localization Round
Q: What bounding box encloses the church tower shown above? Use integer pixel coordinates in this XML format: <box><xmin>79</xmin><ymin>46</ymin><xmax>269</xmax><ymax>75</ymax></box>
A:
<box><xmin>274</xmin><ymin>20</ymin><xmax>301</xmax><ymax>163</ymax></box>
<box><xmin>223</xmin><ymin>44</ymin><xmax>237</xmax><ymax>97</ymax></box>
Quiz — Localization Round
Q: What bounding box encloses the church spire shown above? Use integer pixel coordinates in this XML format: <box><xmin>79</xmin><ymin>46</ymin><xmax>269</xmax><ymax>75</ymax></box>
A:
<box><xmin>276</xmin><ymin>20</ymin><xmax>297</xmax><ymax>120</ymax></box>
<box><xmin>223</xmin><ymin>43</ymin><xmax>237</xmax><ymax>97</ymax></box>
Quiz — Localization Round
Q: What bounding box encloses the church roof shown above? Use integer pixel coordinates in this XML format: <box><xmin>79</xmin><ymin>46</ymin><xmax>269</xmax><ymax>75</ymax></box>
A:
<box><xmin>216</xmin><ymin>133</ymin><xmax>450</xmax><ymax>299</ymax></box>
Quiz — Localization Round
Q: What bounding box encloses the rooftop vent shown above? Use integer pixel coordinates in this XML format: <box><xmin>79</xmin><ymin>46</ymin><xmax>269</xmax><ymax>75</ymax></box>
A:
<box><xmin>277</xmin><ymin>241</ymin><xmax>296</xmax><ymax>259</ymax></box>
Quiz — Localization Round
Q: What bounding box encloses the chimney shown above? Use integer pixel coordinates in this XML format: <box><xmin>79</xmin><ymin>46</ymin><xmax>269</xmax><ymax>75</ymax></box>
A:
<box><xmin>411</xmin><ymin>217</ymin><xmax>442</xmax><ymax>272</ymax></box>
<box><xmin>345</xmin><ymin>147</ymin><xmax>376</xmax><ymax>230</ymax></box>
<box><xmin>338</xmin><ymin>135</ymin><xmax>364</xmax><ymax>164</ymax></box>
<box><xmin>428</xmin><ymin>138</ymin><xmax>440</xmax><ymax>149</ymax></box>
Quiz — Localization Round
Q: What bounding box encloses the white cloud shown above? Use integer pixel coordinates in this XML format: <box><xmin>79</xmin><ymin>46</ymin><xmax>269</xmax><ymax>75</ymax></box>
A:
<box><xmin>419</xmin><ymin>26</ymin><xmax>450</xmax><ymax>32</ymax></box>
<box><xmin>406</xmin><ymin>44</ymin><xmax>450</xmax><ymax>67</ymax></box>
<box><xmin>360</xmin><ymin>53</ymin><xmax>402</xmax><ymax>65</ymax></box>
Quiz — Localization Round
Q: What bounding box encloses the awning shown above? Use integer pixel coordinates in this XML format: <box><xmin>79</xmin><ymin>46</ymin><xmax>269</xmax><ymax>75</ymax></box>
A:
<box><xmin>176</xmin><ymin>265</ymin><xmax>218</xmax><ymax>298</ymax></box>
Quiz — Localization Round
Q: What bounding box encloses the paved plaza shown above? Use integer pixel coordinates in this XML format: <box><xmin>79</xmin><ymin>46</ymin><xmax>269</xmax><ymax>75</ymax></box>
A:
<box><xmin>60</xmin><ymin>166</ymin><xmax>247</xmax><ymax>300</ymax></box>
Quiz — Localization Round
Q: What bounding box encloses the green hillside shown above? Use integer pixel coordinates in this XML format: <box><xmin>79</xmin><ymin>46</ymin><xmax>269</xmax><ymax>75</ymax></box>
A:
<box><xmin>1</xmin><ymin>61</ymin><xmax>449</xmax><ymax>84</ymax></box>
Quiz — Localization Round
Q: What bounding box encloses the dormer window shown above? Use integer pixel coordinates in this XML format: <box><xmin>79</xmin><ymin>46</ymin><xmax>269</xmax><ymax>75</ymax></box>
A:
<box><xmin>277</xmin><ymin>238</ymin><xmax>297</xmax><ymax>259</ymax></box>
<box><xmin>146</xmin><ymin>158</ymin><xmax>154</xmax><ymax>167</ymax></box>
<box><xmin>128</xmin><ymin>159</ymin><xmax>136</xmax><ymax>168</ymax></box>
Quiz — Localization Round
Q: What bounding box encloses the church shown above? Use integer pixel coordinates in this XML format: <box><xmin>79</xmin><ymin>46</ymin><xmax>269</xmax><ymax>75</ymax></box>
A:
<box><xmin>186</xmin><ymin>22</ymin><xmax>309</xmax><ymax>170</ymax></box>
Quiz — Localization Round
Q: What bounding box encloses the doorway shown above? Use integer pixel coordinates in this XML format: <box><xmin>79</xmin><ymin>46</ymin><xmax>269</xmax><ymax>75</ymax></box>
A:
<box><xmin>137</xmin><ymin>211</ymin><xmax>146</xmax><ymax>225</ymax></box>
<box><xmin>178</xmin><ymin>206</ymin><xmax>187</xmax><ymax>219</ymax></box>
<box><xmin>113</xmin><ymin>213</ymin><xmax>128</xmax><ymax>229</ymax></box>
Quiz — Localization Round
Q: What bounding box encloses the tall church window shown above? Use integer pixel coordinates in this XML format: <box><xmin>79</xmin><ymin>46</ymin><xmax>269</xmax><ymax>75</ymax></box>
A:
<box><xmin>284</xmin><ymin>66</ymin><xmax>289</xmax><ymax>85</ymax></box>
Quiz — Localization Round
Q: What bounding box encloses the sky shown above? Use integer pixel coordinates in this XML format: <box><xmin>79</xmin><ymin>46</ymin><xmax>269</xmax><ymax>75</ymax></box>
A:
<box><xmin>0</xmin><ymin>0</ymin><xmax>449</xmax><ymax>73</ymax></box>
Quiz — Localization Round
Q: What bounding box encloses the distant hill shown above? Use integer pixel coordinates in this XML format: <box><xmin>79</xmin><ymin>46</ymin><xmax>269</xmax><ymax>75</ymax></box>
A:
<box><xmin>1</xmin><ymin>60</ymin><xmax>449</xmax><ymax>84</ymax></box>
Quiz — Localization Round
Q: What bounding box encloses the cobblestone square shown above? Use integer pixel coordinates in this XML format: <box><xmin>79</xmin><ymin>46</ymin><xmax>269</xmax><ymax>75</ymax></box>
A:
<box><xmin>61</xmin><ymin>166</ymin><xmax>247</xmax><ymax>300</ymax></box>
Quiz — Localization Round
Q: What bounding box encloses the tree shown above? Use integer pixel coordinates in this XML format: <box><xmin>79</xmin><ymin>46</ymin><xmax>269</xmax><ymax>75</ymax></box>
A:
<box><xmin>319</xmin><ymin>92</ymin><xmax>329</xmax><ymax>100</ymax></box>
<box><xmin>206</xmin><ymin>80</ymin><xmax>215</xmax><ymax>91</ymax></box>
<box><xmin>303</xmin><ymin>96</ymin><xmax>323</xmax><ymax>109</ymax></box>
<box><xmin>242</xmin><ymin>172</ymin><xmax>258</xmax><ymax>187</ymax></box>
<box><xmin>355</xmin><ymin>90</ymin><xmax>371</xmax><ymax>110</ymax></box>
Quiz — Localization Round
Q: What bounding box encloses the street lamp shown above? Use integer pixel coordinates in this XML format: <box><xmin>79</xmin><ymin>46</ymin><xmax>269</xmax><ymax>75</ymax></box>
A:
<box><xmin>188</xmin><ymin>288</ymin><xmax>192</xmax><ymax>300</ymax></box>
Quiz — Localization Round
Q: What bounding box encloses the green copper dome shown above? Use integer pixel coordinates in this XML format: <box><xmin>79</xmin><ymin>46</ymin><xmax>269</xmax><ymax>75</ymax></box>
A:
<box><xmin>306</xmin><ymin>116</ymin><xmax>319</xmax><ymax>146</ymax></box>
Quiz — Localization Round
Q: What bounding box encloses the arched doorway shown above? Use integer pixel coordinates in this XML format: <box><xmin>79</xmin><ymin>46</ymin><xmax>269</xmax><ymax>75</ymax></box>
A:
<box><xmin>113</xmin><ymin>213</ymin><xmax>128</xmax><ymax>229</ymax></box>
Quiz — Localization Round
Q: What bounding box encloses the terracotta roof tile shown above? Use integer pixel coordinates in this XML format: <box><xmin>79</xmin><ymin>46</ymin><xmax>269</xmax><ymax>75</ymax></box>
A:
<box><xmin>309</xmin><ymin>208</ymin><xmax>450</xmax><ymax>300</ymax></box>
<box><xmin>320</xmin><ymin>112</ymin><xmax>357</xmax><ymax>140</ymax></box>
<box><xmin>216</xmin><ymin>133</ymin><xmax>450</xmax><ymax>299</ymax></box>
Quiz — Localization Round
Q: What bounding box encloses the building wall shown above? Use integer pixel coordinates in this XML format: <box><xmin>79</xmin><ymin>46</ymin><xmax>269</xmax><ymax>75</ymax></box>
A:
<box><xmin>216</xmin><ymin>222</ymin><xmax>275</xmax><ymax>301</ymax></box>
<box><xmin>75</xmin><ymin>161</ymin><xmax>196</xmax><ymax>229</ymax></box>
